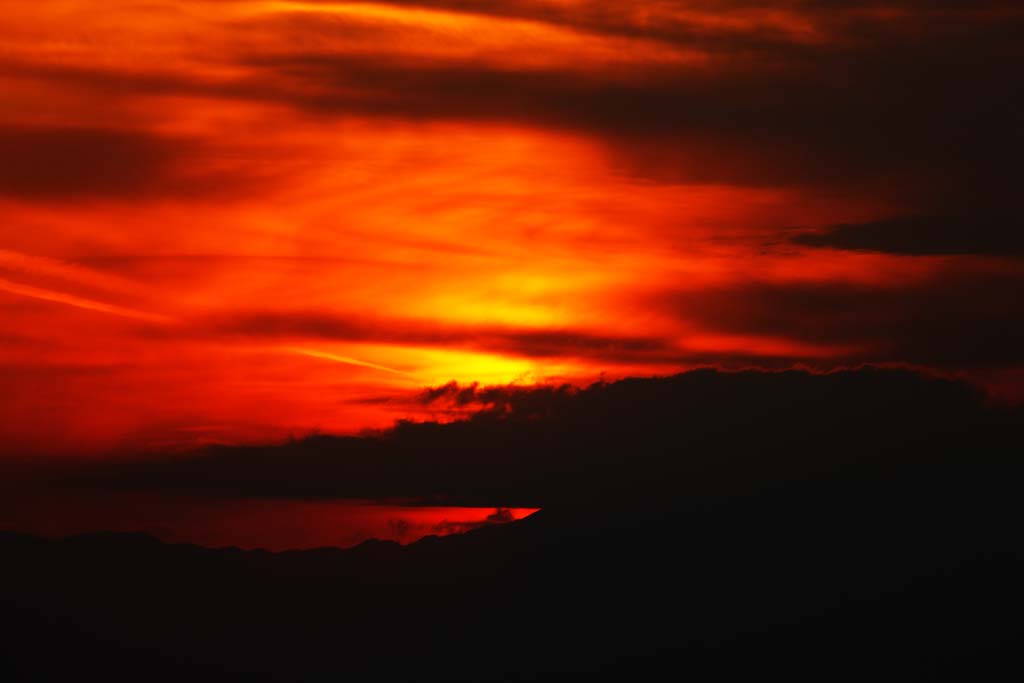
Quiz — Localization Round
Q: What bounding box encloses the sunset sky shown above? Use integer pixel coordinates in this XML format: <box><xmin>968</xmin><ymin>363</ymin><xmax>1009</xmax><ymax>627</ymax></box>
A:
<box><xmin>2</xmin><ymin>0</ymin><xmax>1022</xmax><ymax>458</ymax></box>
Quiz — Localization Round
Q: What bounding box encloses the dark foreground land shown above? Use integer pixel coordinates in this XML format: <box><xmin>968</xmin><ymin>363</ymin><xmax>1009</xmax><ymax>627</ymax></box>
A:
<box><xmin>2</xmin><ymin>368</ymin><xmax>1022</xmax><ymax>680</ymax></box>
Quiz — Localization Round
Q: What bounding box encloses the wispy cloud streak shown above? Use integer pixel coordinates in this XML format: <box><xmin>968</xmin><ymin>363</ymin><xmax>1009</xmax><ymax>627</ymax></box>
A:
<box><xmin>283</xmin><ymin>346</ymin><xmax>413</xmax><ymax>376</ymax></box>
<box><xmin>0</xmin><ymin>277</ymin><xmax>172</xmax><ymax>324</ymax></box>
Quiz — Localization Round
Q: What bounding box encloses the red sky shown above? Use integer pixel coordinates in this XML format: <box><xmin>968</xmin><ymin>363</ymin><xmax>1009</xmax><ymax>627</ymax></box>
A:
<box><xmin>2</xmin><ymin>0</ymin><xmax>1022</xmax><ymax>457</ymax></box>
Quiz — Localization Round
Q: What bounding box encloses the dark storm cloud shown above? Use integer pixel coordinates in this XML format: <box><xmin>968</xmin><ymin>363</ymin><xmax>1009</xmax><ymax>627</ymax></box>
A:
<box><xmin>792</xmin><ymin>215</ymin><xmax>1024</xmax><ymax>257</ymax></box>
<box><xmin>60</xmin><ymin>367</ymin><xmax>1021</xmax><ymax>506</ymax></box>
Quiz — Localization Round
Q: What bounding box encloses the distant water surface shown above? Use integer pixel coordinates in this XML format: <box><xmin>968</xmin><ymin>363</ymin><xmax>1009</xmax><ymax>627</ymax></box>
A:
<box><xmin>0</xmin><ymin>490</ymin><xmax>539</xmax><ymax>550</ymax></box>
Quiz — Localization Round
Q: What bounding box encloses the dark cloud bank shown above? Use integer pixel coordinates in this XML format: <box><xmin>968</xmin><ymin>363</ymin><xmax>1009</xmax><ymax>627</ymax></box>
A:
<box><xmin>66</xmin><ymin>366</ymin><xmax>1021</xmax><ymax>506</ymax></box>
<box><xmin>666</xmin><ymin>268</ymin><xmax>1024</xmax><ymax>368</ymax></box>
<box><xmin>793</xmin><ymin>215</ymin><xmax>1024</xmax><ymax>257</ymax></box>
<box><xmin>4</xmin><ymin>367</ymin><xmax>1023</xmax><ymax>680</ymax></box>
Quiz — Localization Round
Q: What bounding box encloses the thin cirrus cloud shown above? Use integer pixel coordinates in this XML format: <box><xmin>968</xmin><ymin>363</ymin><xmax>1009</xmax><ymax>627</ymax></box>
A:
<box><xmin>0</xmin><ymin>277</ymin><xmax>173</xmax><ymax>325</ymax></box>
<box><xmin>0</xmin><ymin>0</ymin><xmax>1022</xmax><ymax>454</ymax></box>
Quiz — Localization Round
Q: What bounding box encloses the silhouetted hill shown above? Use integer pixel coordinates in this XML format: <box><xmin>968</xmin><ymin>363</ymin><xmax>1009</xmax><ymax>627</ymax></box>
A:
<box><xmin>4</xmin><ymin>472</ymin><xmax>1023</xmax><ymax>680</ymax></box>
<box><xmin>3</xmin><ymin>368</ymin><xmax>1022</xmax><ymax>680</ymax></box>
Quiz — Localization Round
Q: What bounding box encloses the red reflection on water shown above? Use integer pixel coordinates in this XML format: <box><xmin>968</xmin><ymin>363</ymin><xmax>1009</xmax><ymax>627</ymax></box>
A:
<box><xmin>0</xmin><ymin>490</ymin><xmax>539</xmax><ymax>551</ymax></box>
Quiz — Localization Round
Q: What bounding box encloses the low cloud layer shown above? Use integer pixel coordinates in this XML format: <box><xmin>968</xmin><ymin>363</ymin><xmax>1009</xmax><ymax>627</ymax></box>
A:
<box><xmin>59</xmin><ymin>367</ymin><xmax>1020</xmax><ymax>507</ymax></box>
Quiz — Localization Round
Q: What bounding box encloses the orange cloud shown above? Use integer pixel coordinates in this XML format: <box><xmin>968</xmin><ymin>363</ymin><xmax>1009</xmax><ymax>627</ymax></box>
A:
<box><xmin>1</xmin><ymin>0</ymin><xmax>1022</xmax><ymax>455</ymax></box>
